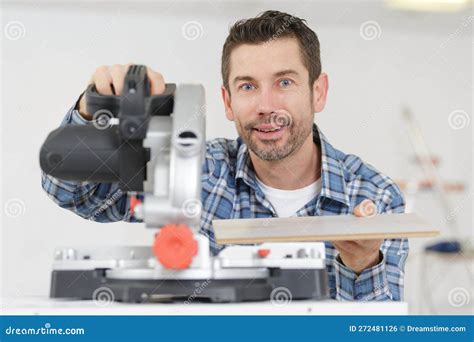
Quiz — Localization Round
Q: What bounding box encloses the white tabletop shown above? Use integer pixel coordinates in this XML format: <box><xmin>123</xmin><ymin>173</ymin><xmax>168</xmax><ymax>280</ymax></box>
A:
<box><xmin>1</xmin><ymin>296</ymin><xmax>408</xmax><ymax>315</ymax></box>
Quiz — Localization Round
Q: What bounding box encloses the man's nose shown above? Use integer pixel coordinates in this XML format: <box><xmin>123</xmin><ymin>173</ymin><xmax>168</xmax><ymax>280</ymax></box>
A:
<box><xmin>256</xmin><ymin>87</ymin><xmax>278</xmax><ymax>115</ymax></box>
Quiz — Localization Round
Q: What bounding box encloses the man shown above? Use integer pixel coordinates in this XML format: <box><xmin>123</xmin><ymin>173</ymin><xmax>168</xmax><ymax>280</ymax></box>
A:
<box><xmin>42</xmin><ymin>10</ymin><xmax>408</xmax><ymax>301</ymax></box>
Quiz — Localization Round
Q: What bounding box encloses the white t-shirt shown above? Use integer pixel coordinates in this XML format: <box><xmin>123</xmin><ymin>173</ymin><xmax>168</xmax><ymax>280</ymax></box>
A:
<box><xmin>255</xmin><ymin>176</ymin><xmax>322</xmax><ymax>217</ymax></box>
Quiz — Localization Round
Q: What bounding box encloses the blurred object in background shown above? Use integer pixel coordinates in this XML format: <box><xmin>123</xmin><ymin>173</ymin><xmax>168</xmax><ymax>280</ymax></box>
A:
<box><xmin>399</xmin><ymin>106</ymin><xmax>473</xmax><ymax>314</ymax></box>
<box><xmin>386</xmin><ymin>0</ymin><xmax>473</xmax><ymax>13</ymax></box>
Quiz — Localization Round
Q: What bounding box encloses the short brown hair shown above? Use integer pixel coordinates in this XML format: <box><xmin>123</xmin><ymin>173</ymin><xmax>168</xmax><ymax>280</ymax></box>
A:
<box><xmin>221</xmin><ymin>10</ymin><xmax>321</xmax><ymax>92</ymax></box>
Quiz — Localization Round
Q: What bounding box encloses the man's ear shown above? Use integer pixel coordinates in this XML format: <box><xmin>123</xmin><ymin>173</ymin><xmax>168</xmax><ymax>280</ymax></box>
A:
<box><xmin>221</xmin><ymin>85</ymin><xmax>234</xmax><ymax>121</ymax></box>
<box><xmin>312</xmin><ymin>73</ymin><xmax>329</xmax><ymax>113</ymax></box>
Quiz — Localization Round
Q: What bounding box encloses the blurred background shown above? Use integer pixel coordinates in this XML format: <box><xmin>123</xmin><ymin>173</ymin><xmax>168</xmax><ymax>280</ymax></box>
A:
<box><xmin>1</xmin><ymin>0</ymin><xmax>472</xmax><ymax>314</ymax></box>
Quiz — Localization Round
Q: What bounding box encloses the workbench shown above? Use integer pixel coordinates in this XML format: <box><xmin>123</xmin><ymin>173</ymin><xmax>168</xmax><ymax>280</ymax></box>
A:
<box><xmin>1</xmin><ymin>296</ymin><xmax>408</xmax><ymax>315</ymax></box>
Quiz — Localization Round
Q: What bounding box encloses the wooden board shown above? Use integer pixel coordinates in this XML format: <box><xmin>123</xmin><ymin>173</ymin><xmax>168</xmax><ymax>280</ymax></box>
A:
<box><xmin>212</xmin><ymin>213</ymin><xmax>439</xmax><ymax>244</ymax></box>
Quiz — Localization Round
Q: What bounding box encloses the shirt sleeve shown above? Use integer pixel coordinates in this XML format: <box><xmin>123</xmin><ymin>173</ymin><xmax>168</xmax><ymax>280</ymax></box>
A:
<box><xmin>333</xmin><ymin>188</ymin><xmax>409</xmax><ymax>301</ymax></box>
<box><xmin>41</xmin><ymin>102</ymin><xmax>142</xmax><ymax>223</ymax></box>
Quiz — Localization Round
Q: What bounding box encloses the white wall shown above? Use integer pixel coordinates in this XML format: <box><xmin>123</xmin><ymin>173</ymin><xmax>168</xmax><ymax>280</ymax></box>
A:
<box><xmin>1</xmin><ymin>0</ymin><xmax>472</xmax><ymax>313</ymax></box>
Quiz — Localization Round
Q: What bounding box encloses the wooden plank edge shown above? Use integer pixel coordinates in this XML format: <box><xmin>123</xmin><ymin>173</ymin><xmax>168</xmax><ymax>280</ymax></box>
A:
<box><xmin>215</xmin><ymin>230</ymin><xmax>440</xmax><ymax>245</ymax></box>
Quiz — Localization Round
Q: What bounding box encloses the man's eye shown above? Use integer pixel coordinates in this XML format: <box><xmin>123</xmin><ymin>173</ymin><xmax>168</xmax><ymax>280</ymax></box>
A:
<box><xmin>239</xmin><ymin>83</ymin><xmax>255</xmax><ymax>91</ymax></box>
<box><xmin>279</xmin><ymin>79</ymin><xmax>293</xmax><ymax>87</ymax></box>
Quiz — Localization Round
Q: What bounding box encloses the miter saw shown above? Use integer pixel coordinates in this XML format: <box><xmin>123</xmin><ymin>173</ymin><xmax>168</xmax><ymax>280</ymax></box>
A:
<box><xmin>40</xmin><ymin>65</ymin><xmax>329</xmax><ymax>303</ymax></box>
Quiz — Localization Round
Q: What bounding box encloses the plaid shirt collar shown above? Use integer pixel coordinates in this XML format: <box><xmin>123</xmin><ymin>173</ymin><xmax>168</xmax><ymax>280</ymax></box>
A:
<box><xmin>234</xmin><ymin>124</ymin><xmax>351</xmax><ymax>207</ymax></box>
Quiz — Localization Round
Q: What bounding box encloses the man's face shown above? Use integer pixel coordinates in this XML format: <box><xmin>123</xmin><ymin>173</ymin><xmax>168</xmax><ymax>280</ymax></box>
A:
<box><xmin>223</xmin><ymin>37</ymin><xmax>315</xmax><ymax>161</ymax></box>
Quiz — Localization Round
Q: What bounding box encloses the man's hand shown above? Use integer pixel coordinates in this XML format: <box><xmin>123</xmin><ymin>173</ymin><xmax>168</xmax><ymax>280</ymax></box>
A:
<box><xmin>78</xmin><ymin>64</ymin><xmax>166</xmax><ymax>120</ymax></box>
<box><xmin>331</xmin><ymin>199</ymin><xmax>383</xmax><ymax>275</ymax></box>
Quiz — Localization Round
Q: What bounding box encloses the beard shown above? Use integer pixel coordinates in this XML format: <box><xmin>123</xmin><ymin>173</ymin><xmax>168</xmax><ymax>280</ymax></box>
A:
<box><xmin>237</xmin><ymin>110</ymin><xmax>313</xmax><ymax>161</ymax></box>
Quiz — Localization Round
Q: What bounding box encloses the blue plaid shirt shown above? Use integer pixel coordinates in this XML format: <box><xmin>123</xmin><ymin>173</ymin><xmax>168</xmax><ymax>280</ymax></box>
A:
<box><xmin>42</xmin><ymin>106</ymin><xmax>409</xmax><ymax>301</ymax></box>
